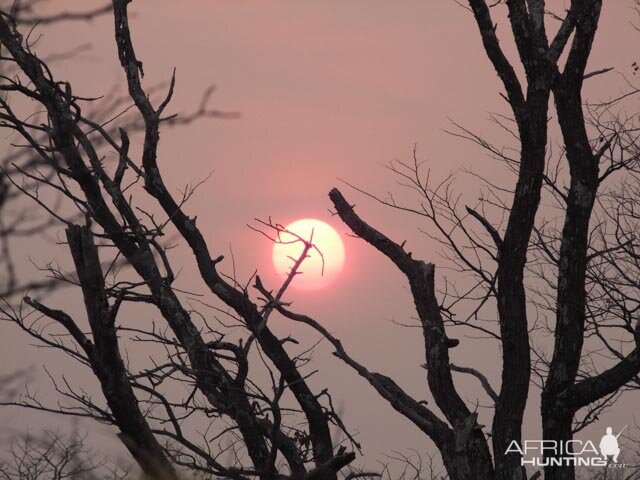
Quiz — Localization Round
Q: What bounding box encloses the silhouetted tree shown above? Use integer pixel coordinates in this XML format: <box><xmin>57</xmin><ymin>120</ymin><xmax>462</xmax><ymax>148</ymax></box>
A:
<box><xmin>2</xmin><ymin>2</ymin><xmax>640</xmax><ymax>480</ymax></box>
<box><xmin>265</xmin><ymin>2</ymin><xmax>640</xmax><ymax>480</ymax></box>
<box><xmin>0</xmin><ymin>430</ymin><xmax>130</xmax><ymax>480</ymax></box>
<box><xmin>0</xmin><ymin>2</ymin><xmax>357</xmax><ymax>479</ymax></box>
<box><xmin>0</xmin><ymin>0</ymin><xmax>111</xmax><ymax>298</ymax></box>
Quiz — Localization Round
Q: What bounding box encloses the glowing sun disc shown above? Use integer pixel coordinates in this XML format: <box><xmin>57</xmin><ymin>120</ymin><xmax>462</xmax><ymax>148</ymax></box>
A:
<box><xmin>272</xmin><ymin>219</ymin><xmax>345</xmax><ymax>290</ymax></box>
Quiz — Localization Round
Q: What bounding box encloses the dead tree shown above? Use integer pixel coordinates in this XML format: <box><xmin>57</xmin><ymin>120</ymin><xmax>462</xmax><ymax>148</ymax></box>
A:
<box><xmin>2</xmin><ymin>2</ymin><xmax>639</xmax><ymax>480</ymax></box>
<box><xmin>0</xmin><ymin>430</ymin><xmax>129</xmax><ymax>480</ymax></box>
<box><xmin>0</xmin><ymin>1</ymin><xmax>111</xmax><ymax>298</ymax></box>
<box><xmin>0</xmin><ymin>2</ymin><xmax>356</xmax><ymax>479</ymax></box>
<box><xmin>0</xmin><ymin>1</ymin><xmax>222</xmax><ymax>300</ymax></box>
<box><xmin>261</xmin><ymin>3</ymin><xmax>640</xmax><ymax>480</ymax></box>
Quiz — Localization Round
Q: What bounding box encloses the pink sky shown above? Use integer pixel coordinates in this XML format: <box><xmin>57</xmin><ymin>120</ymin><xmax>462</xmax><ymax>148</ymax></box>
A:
<box><xmin>2</xmin><ymin>0</ymin><xmax>639</xmax><ymax>472</ymax></box>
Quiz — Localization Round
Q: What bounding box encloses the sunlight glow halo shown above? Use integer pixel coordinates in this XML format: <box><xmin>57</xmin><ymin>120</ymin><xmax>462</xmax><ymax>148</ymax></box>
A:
<box><xmin>271</xmin><ymin>219</ymin><xmax>345</xmax><ymax>290</ymax></box>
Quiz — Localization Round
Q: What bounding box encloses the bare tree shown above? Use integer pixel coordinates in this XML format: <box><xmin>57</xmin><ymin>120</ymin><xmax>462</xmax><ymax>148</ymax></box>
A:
<box><xmin>0</xmin><ymin>0</ymin><xmax>224</xmax><ymax>300</ymax></box>
<box><xmin>0</xmin><ymin>2</ymin><xmax>357</xmax><ymax>479</ymax></box>
<box><xmin>0</xmin><ymin>0</ymin><xmax>112</xmax><ymax>298</ymax></box>
<box><xmin>0</xmin><ymin>430</ymin><xmax>130</xmax><ymax>480</ymax></box>
<box><xmin>2</xmin><ymin>2</ymin><xmax>640</xmax><ymax>480</ymax></box>
<box><xmin>251</xmin><ymin>2</ymin><xmax>640</xmax><ymax>480</ymax></box>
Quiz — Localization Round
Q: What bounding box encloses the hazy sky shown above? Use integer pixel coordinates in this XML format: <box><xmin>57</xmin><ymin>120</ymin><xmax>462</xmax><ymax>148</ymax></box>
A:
<box><xmin>2</xmin><ymin>0</ymin><xmax>639</xmax><ymax>473</ymax></box>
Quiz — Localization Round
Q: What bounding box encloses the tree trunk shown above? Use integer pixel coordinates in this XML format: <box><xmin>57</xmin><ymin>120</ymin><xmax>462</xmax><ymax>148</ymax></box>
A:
<box><xmin>66</xmin><ymin>225</ymin><xmax>178</xmax><ymax>480</ymax></box>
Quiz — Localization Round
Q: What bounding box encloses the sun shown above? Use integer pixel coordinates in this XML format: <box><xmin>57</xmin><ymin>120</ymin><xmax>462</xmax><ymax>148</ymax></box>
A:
<box><xmin>272</xmin><ymin>219</ymin><xmax>345</xmax><ymax>290</ymax></box>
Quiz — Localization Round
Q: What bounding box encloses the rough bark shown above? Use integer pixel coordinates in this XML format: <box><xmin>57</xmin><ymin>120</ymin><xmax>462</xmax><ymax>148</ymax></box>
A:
<box><xmin>542</xmin><ymin>4</ymin><xmax>607</xmax><ymax>480</ymax></box>
<box><xmin>467</xmin><ymin>2</ymin><xmax>553</xmax><ymax>478</ymax></box>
